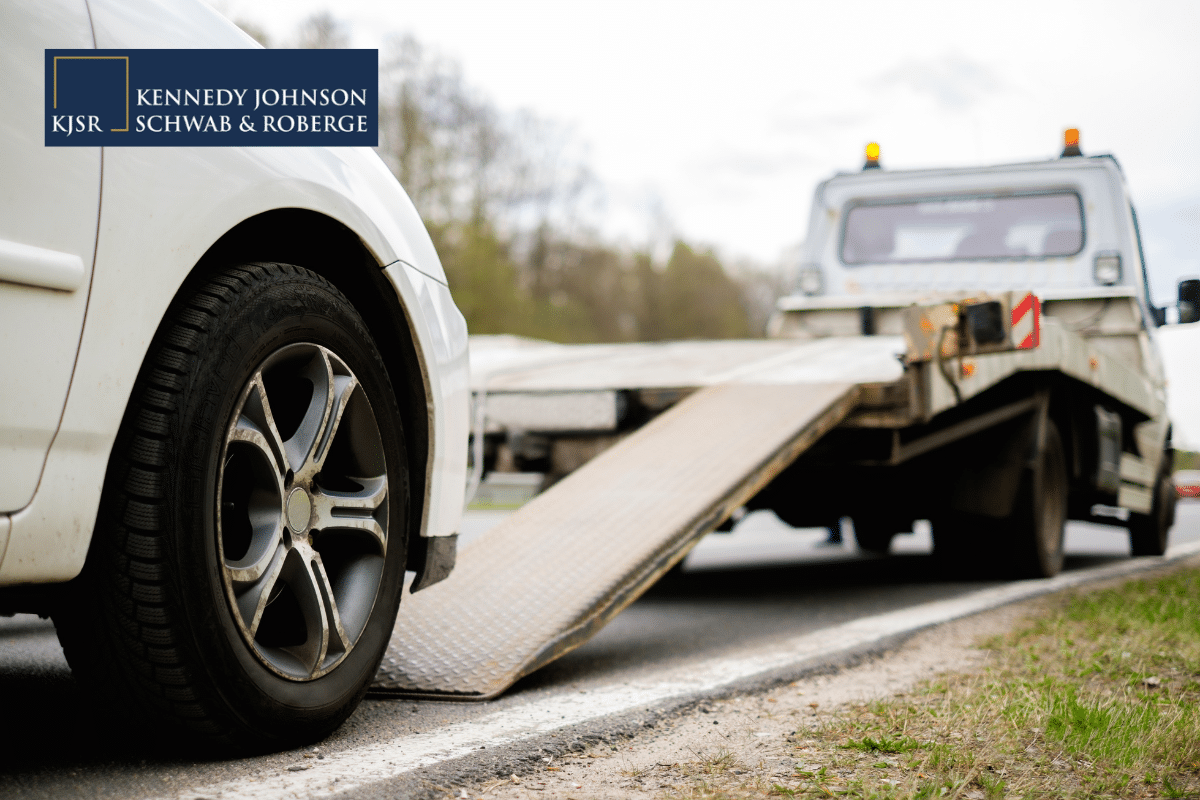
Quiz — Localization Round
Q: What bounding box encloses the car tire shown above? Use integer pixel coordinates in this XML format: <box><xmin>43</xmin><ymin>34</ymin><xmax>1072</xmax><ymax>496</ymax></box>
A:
<box><xmin>1006</xmin><ymin>419</ymin><xmax>1067</xmax><ymax>578</ymax></box>
<box><xmin>53</xmin><ymin>263</ymin><xmax>408</xmax><ymax>751</ymax></box>
<box><xmin>1128</xmin><ymin>454</ymin><xmax>1175</xmax><ymax>557</ymax></box>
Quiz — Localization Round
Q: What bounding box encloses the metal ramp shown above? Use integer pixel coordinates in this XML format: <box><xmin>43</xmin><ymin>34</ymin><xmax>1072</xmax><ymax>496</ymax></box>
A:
<box><xmin>372</xmin><ymin>381</ymin><xmax>858</xmax><ymax>699</ymax></box>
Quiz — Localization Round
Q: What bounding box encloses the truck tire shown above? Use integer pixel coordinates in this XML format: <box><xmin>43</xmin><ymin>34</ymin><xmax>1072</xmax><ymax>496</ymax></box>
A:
<box><xmin>852</xmin><ymin>516</ymin><xmax>900</xmax><ymax>554</ymax></box>
<box><xmin>930</xmin><ymin>512</ymin><xmax>985</xmax><ymax>570</ymax></box>
<box><xmin>1007</xmin><ymin>419</ymin><xmax>1067</xmax><ymax>578</ymax></box>
<box><xmin>53</xmin><ymin>264</ymin><xmax>409</xmax><ymax>751</ymax></box>
<box><xmin>1128</xmin><ymin>457</ymin><xmax>1175</xmax><ymax>556</ymax></box>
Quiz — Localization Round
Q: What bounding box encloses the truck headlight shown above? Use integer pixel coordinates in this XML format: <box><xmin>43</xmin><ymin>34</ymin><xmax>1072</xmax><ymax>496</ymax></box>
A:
<box><xmin>1093</xmin><ymin>251</ymin><xmax>1122</xmax><ymax>285</ymax></box>
<box><xmin>797</xmin><ymin>265</ymin><xmax>824</xmax><ymax>296</ymax></box>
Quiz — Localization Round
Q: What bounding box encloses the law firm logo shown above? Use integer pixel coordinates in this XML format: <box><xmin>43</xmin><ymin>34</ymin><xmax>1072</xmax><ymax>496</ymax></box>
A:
<box><xmin>50</xmin><ymin>54</ymin><xmax>130</xmax><ymax>137</ymax></box>
<box><xmin>45</xmin><ymin>49</ymin><xmax>377</xmax><ymax>147</ymax></box>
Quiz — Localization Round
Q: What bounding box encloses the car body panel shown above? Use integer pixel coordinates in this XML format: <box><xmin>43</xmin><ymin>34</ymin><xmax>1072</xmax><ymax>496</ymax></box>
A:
<box><xmin>0</xmin><ymin>0</ymin><xmax>468</xmax><ymax>584</ymax></box>
<box><xmin>0</xmin><ymin>0</ymin><xmax>100</xmax><ymax>512</ymax></box>
<box><xmin>393</xmin><ymin>266</ymin><xmax>470</xmax><ymax>540</ymax></box>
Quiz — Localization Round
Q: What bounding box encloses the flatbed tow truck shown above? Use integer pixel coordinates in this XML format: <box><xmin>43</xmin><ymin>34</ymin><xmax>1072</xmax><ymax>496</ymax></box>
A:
<box><xmin>371</xmin><ymin>132</ymin><xmax>1186</xmax><ymax>701</ymax></box>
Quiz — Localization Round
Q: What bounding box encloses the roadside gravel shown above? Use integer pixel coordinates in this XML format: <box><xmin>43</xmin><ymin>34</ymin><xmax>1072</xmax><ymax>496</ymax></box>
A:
<box><xmin>450</xmin><ymin>601</ymin><xmax>1032</xmax><ymax>799</ymax></box>
<box><xmin>451</xmin><ymin>555</ymin><xmax>1200</xmax><ymax>800</ymax></box>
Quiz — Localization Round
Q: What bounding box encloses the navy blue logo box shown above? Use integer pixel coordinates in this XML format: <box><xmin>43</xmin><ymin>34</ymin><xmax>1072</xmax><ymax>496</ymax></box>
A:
<box><xmin>46</xmin><ymin>49</ymin><xmax>378</xmax><ymax>147</ymax></box>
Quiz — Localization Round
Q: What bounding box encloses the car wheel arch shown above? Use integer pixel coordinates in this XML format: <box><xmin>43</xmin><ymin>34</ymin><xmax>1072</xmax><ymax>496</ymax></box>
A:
<box><xmin>188</xmin><ymin>208</ymin><xmax>432</xmax><ymax>568</ymax></box>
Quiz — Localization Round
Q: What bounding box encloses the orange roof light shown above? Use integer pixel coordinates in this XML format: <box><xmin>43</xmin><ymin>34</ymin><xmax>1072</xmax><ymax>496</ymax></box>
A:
<box><xmin>863</xmin><ymin>142</ymin><xmax>881</xmax><ymax>170</ymax></box>
<box><xmin>1061</xmin><ymin>128</ymin><xmax>1082</xmax><ymax>157</ymax></box>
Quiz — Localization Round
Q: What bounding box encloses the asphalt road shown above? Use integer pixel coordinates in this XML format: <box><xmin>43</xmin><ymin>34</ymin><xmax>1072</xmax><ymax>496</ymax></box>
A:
<box><xmin>1</xmin><ymin>502</ymin><xmax>1197</xmax><ymax>799</ymax></box>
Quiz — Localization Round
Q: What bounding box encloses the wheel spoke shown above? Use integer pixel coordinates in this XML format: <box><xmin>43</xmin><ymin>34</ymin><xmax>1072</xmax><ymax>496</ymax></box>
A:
<box><xmin>272</xmin><ymin>352</ymin><xmax>329</xmax><ymax>475</ymax></box>
<box><xmin>219</xmin><ymin>432</ymin><xmax>285</xmax><ymax>583</ymax></box>
<box><xmin>310</xmin><ymin>476</ymin><xmax>388</xmax><ymax>554</ymax></box>
<box><xmin>225</xmin><ymin>520</ymin><xmax>285</xmax><ymax>583</ymax></box>
<box><xmin>266</xmin><ymin>546</ymin><xmax>328</xmax><ymax>676</ymax></box>
<box><xmin>231</xmin><ymin>542</ymin><xmax>287</xmax><ymax>639</ymax></box>
<box><xmin>231</xmin><ymin>377</ymin><xmax>289</xmax><ymax>477</ymax></box>
<box><xmin>310</xmin><ymin>554</ymin><xmax>351</xmax><ymax>671</ymax></box>
<box><xmin>308</xmin><ymin>374</ymin><xmax>358</xmax><ymax>479</ymax></box>
<box><xmin>283</xmin><ymin>352</ymin><xmax>358</xmax><ymax>482</ymax></box>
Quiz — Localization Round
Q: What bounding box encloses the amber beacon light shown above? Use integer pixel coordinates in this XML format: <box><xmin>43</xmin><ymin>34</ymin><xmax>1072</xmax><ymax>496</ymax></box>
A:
<box><xmin>863</xmin><ymin>141</ymin><xmax>881</xmax><ymax>170</ymax></box>
<box><xmin>1061</xmin><ymin>128</ymin><xmax>1082</xmax><ymax>157</ymax></box>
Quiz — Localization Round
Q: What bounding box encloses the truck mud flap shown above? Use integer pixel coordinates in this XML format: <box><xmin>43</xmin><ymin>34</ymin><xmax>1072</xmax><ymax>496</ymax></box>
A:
<box><xmin>371</xmin><ymin>381</ymin><xmax>858</xmax><ymax>699</ymax></box>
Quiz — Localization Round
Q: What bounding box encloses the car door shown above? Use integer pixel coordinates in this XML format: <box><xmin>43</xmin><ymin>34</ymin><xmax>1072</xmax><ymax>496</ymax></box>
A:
<box><xmin>0</xmin><ymin>1</ymin><xmax>101</xmax><ymax>512</ymax></box>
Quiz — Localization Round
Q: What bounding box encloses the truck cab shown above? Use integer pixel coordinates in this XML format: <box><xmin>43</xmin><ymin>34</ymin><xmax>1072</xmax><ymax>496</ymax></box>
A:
<box><xmin>772</xmin><ymin>150</ymin><xmax>1163</xmax><ymax>377</ymax></box>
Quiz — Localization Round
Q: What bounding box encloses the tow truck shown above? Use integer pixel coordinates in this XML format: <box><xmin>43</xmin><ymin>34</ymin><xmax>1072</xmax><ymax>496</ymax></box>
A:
<box><xmin>371</xmin><ymin>130</ymin><xmax>1187</xmax><ymax>701</ymax></box>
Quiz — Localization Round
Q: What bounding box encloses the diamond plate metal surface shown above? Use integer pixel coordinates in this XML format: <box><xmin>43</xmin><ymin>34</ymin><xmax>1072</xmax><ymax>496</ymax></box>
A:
<box><xmin>372</xmin><ymin>381</ymin><xmax>857</xmax><ymax>698</ymax></box>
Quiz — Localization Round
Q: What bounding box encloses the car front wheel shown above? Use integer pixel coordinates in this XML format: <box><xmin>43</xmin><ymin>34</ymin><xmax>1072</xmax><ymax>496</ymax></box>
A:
<box><xmin>54</xmin><ymin>263</ymin><xmax>408</xmax><ymax>751</ymax></box>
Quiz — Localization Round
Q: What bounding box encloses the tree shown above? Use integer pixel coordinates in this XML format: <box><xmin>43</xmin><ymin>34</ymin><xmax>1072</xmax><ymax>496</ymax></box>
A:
<box><xmin>658</xmin><ymin>242</ymin><xmax>751</xmax><ymax>339</ymax></box>
<box><xmin>294</xmin><ymin>12</ymin><xmax>348</xmax><ymax>49</ymax></box>
<box><xmin>265</xmin><ymin>14</ymin><xmax>778</xmax><ymax>344</ymax></box>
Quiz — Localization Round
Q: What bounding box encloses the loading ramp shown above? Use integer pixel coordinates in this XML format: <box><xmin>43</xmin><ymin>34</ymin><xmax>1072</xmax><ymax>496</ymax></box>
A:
<box><xmin>372</xmin><ymin>380</ymin><xmax>858</xmax><ymax>698</ymax></box>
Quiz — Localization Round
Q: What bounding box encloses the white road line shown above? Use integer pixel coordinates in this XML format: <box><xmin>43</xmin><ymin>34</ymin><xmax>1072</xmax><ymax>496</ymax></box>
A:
<box><xmin>163</xmin><ymin>541</ymin><xmax>1200</xmax><ymax>800</ymax></box>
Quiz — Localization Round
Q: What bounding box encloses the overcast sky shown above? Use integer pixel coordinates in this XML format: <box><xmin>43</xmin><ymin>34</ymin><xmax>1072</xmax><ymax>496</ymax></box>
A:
<box><xmin>213</xmin><ymin>0</ymin><xmax>1200</xmax><ymax>441</ymax></box>
<box><xmin>212</xmin><ymin>0</ymin><xmax>1200</xmax><ymax>446</ymax></box>
<box><xmin>215</xmin><ymin>0</ymin><xmax>1199</xmax><ymax>295</ymax></box>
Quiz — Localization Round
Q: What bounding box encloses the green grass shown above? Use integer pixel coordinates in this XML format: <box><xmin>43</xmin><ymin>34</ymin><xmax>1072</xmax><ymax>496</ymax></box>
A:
<box><xmin>1175</xmin><ymin>449</ymin><xmax>1200</xmax><ymax>471</ymax></box>
<box><xmin>843</xmin><ymin>736</ymin><xmax>922</xmax><ymax>754</ymax></box>
<box><xmin>655</xmin><ymin>564</ymin><xmax>1200</xmax><ymax>800</ymax></box>
<box><xmin>856</xmin><ymin>567</ymin><xmax>1200</xmax><ymax>797</ymax></box>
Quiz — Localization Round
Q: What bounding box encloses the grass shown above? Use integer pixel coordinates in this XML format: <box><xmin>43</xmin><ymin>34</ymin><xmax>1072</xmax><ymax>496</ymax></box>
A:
<box><xmin>659</xmin><ymin>566</ymin><xmax>1200</xmax><ymax>799</ymax></box>
<box><xmin>843</xmin><ymin>736</ymin><xmax>922</xmax><ymax>755</ymax></box>
<box><xmin>1175</xmin><ymin>450</ymin><xmax>1200</xmax><ymax>471</ymax></box>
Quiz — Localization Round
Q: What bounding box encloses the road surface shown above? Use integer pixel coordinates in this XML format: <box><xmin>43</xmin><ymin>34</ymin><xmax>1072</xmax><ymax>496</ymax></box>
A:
<box><xmin>1</xmin><ymin>502</ymin><xmax>1196</xmax><ymax>799</ymax></box>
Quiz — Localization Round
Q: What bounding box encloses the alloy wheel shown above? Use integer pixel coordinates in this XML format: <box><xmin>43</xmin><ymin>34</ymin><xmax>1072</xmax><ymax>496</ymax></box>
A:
<box><xmin>217</xmin><ymin>343</ymin><xmax>389</xmax><ymax>680</ymax></box>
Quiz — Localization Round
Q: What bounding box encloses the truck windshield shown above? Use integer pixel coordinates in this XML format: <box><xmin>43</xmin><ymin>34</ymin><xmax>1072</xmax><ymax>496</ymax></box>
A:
<box><xmin>841</xmin><ymin>191</ymin><xmax>1084</xmax><ymax>265</ymax></box>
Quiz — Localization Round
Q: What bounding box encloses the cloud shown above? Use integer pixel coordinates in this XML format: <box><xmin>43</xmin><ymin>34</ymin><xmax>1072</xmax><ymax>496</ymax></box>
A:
<box><xmin>873</xmin><ymin>52</ymin><xmax>1002</xmax><ymax>110</ymax></box>
<box><xmin>689</xmin><ymin>147</ymin><xmax>819</xmax><ymax>178</ymax></box>
<box><xmin>770</xmin><ymin>108</ymin><xmax>871</xmax><ymax>138</ymax></box>
<box><xmin>1178</xmin><ymin>204</ymin><xmax>1200</xmax><ymax>246</ymax></box>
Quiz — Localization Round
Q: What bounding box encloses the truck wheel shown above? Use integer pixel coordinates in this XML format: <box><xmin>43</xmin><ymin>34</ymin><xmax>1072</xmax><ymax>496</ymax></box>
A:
<box><xmin>930</xmin><ymin>512</ymin><xmax>985</xmax><ymax>571</ymax></box>
<box><xmin>1128</xmin><ymin>457</ymin><xmax>1175</xmax><ymax>556</ymax></box>
<box><xmin>852</xmin><ymin>516</ymin><xmax>899</xmax><ymax>554</ymax></box>
<box><xmin>53</xmin><ymin>264</ymin><xmax>408</xmax><ymax>751</ymax></box>
<box><xmin>1007</xmin><ymin>419</ymin><xmax>1067</xmax><ymax>578</ymax></box>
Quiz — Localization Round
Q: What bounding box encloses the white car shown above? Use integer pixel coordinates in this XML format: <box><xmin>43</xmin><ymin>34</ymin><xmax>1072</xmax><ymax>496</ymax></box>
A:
<box><xmin>0</xmin><ymin>0</ymin><xmax>469</xmax><ymax>749</ymax></box>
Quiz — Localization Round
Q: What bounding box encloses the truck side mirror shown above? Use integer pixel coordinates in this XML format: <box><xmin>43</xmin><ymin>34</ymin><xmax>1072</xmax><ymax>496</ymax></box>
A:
<box><xmin>1180</xmin><ymin>278</ymin><xmax>1200</xmax><ymax>324</ymax></box>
